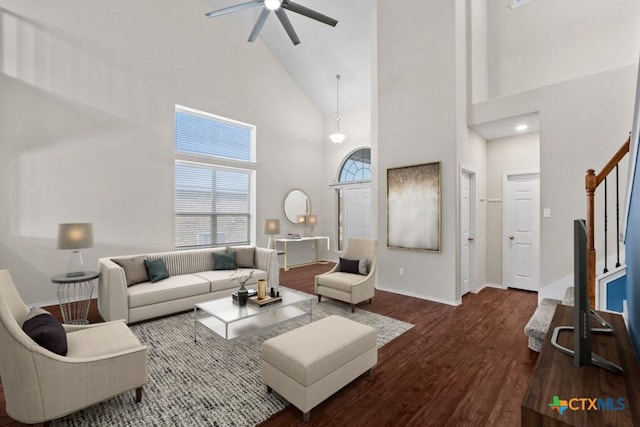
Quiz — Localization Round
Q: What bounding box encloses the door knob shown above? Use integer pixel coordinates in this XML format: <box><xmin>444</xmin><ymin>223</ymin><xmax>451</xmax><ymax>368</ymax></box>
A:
<box><xmin>468</xmin><ymin>237</ymin><xmax>474</xmax><ymax>242</ymax></box>
<box><xmin>509</xmin><ymin>235</ymin><xmax>515</xmax><ymax>240</ymax></box>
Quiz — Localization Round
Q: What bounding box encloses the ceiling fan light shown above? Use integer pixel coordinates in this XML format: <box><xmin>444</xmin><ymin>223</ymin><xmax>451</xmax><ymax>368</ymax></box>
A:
<box><xmin>329</xmin><ymin>132</ymin><xmax>346</xmax><ymax>144</ymax></box>
<box><xmin>264</xmin><ymin>0</ymin><xmax>281</xmax><ymax>10</ymax></box>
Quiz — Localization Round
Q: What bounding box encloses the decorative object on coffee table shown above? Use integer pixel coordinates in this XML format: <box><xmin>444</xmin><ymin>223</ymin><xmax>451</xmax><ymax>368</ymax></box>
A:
<box><xmin>232</xmin><ymin>270</ymin><xmax>254</xmax><ymax>307</ymax></box>
<box><xmin>257</xmin><ymin>279</ymin><xmax>267</xmax><ymax>299</ymax></box>
<box><xmin>248</xmin><ymin>294</ymin><xmax>282</xmax><ymax>306</ymax></box>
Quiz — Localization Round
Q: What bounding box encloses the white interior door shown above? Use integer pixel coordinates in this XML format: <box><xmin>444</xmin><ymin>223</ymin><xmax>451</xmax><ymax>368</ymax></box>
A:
<box><xmin>345</xmin><ymin>187</ymin><xmax>372</xmax><ymax>241</ymax></box>
<box><xmin>503</xmin><ymin>172</ymin><xmax>540</xmax><ymax>291</ymax></box>
<box><xmin>460</xmin><ymin>170</ymin><xmax>475</xmax><ymax>296</ymax></box>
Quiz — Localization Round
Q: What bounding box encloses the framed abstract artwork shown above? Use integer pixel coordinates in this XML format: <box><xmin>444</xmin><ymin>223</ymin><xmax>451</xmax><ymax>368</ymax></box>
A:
<box><xmin>387</xmin><ymin>162</ymin><xmax>441</xmax><ymax>251</ymax></box>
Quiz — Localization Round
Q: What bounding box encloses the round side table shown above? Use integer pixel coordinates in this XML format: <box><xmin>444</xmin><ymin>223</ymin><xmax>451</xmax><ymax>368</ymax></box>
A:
<box><xmin>51</xmin><ymin>271</ymin><xmax>99</xmax><ymax>325</ymax></box>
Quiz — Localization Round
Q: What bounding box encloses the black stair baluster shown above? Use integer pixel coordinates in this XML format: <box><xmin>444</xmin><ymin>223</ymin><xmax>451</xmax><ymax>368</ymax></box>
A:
<box><xmin>603</xmin><ymin>176</ymin><xmax>608</xmax><ymax>273</ymax></box>
<box><xmin>616</xmin><ymin>165</ymin><xmax>621</xmax><ymax>268</ymax></box>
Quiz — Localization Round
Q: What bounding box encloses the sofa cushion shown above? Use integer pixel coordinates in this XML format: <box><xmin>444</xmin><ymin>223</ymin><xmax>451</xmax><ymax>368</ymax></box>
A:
<box><xmin>113</xmin><ymin>256</ymin><xmax>149</xmax><ymax>286</ymax></box>
<box><xmin>144</xmin><ymin>259</ymin><xmax>170</xmax><ymax>283</ymax></box>
<box><xmin>196</xmin><ymin>269</ymin><xmax>267</xmax><ymax>292</ymax></box>
<box><xmin>22</xmin><ymin>307</ymin><xmax>68</xmax><ymax>356</ymax></box>
<box><xmin>227</xmin><ymin>246</ymin><xmax>255</xmax><ymax>268</ymax></box>
<box><xmin>214</xmin><ymin>252</ymin><xmax>237</xmax><ymax>270</ymax></box>
<box><xmin>127</xmin><ymin>274</ymin><xmax>210</xmax><ymax>308</ymax></box>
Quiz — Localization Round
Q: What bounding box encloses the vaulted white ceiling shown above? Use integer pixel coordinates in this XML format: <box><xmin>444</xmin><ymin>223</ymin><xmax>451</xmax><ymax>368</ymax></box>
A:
<box><xmin>202</xmin><ymin>0</ymin><xmax>376</xmax><ymax>116</ymax></box>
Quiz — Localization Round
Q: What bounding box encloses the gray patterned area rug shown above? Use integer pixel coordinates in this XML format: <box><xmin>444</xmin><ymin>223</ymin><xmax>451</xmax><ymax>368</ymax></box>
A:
<box><xmin>53</xmin><ymin>289</ymin><xmax>413</xmax><ymax>426</ymax></box>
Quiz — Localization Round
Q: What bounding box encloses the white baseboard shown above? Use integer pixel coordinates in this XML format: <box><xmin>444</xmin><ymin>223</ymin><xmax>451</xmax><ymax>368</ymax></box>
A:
<box><xmin>375</xmin><ymin>285</ymin><xmax>459</xmax><ymax>307</ymax></box>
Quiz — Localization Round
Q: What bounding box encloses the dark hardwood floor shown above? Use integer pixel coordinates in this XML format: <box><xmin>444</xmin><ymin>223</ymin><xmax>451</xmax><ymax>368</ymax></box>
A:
<box><xmin>1</xmin><ymin>264</ymin><xmax>538</xmax><ymax>426</ymax></box>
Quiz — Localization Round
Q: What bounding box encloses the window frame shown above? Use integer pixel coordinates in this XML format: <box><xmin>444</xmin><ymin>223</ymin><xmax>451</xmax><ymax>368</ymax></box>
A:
<box><xmin>174</xmin><ymin>105</ymin><xmax>257</xmax><ymax>249</ymax></box>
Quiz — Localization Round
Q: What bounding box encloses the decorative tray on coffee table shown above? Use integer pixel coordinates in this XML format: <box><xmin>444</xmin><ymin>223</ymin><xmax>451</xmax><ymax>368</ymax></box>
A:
<box><xmin>248</xmin><ymin>295</ymin><xmax>282</xmax><ymax>306</ymax></box>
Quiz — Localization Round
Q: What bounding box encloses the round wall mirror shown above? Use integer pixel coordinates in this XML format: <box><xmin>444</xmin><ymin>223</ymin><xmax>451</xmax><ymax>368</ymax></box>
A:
<box><xmin>283</xmin><ymin>189</ymin><xmax>310</xmax><ymax>224</ymax></box>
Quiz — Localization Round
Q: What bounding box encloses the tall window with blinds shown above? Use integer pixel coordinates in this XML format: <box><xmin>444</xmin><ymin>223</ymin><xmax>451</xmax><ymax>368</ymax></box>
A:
<box><xmin>174</xmin><ymin>106</ymin><xmax>256</xmax><ymax>248</ymax></box>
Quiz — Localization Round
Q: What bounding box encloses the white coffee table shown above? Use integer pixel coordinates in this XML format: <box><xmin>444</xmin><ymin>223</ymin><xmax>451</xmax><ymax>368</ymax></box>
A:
<box><xmin>194</xmin><ymin>288</ymin><xmax>312</xmax><ymax>366</ymax></box>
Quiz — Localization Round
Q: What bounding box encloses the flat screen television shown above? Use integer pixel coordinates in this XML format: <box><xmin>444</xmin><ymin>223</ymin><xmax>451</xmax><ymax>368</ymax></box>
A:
<box><xmin>550</xmin><ymin>219</ymin><xmax>623</xmax><ymax>374</ymax></box>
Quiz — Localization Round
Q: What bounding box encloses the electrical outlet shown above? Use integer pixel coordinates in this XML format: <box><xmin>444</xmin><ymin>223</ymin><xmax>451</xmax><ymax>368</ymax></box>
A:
<box><xmin>399</xmin><ymin>267</ymin><xmax>404</xmax><ymax>276</ymax></box>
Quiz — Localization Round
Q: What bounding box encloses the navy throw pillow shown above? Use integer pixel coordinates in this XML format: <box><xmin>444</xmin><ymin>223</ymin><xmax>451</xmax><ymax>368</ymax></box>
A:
<box><xmin>339</xmin><ymin>257</ymin><xmax>360</xmax><ymax>274</ymax></box>
<box><xmin>214</xmin><ymin>252</ymin><xmax>237</xmax><ymax>270</ymax></box>
<box><xmin>22</xmin><ymin>307</ymin><xmax>68</xmax><ymax>356</ymax></box>
<box><xmin>144</xmin><ymin>259</ymin><xmax>169</xmax><ymax>283</ymax></box>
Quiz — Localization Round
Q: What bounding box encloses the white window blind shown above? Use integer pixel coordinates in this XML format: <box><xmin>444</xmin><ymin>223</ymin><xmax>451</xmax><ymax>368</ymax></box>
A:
<box><xmin>174</xmin><ymin>106</ymin><xmax>255</xmax><ymax>248</ymax></box>
<box><xmin>175</xmin><ymin>107</ymin><xmax>254</xmax><ymax>162</ymax></box>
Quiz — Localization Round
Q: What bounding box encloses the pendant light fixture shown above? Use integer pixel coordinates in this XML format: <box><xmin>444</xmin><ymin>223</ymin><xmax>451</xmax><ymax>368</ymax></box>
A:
<box><xmin>329</xmin><ymin>74</ymin><xmax>346</xmax><ymax>144</ymax></box>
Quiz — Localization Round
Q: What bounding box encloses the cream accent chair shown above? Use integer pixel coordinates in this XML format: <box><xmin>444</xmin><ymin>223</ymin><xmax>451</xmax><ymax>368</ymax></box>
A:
<box><xmin>0</xmin><ymin>269</ymin><xmax>148</xmax><ymax>424</ymax></box>
<box><xmin>315</xmin><ymin>238</ymin><xmax>377</xmax><ymax>312</ymax></box>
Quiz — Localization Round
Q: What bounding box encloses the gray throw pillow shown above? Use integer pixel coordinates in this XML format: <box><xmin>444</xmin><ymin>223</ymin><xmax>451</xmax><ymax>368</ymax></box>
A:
<box><xmin>214</xmin><ymin>252</ymin><xmax>237</xmax><ymax>270</ymax></box>
<box><xmin>227</xmin><ymin>246</ymin><xmax>255</xmax><ymax>268</ymax></box>
<box><xmin>144</xmin><ymin>259</ymin><xmax>170</xmax><ymax>283</ymax></box>
<box><xmin>113</xmin><ymin>256</ymin><xmax>149</xmax><ymax>286</ymax></box>
<box><xmin>358</xmin><ymin>259</ymin><xmax>369</xmax><ymax>275</ymax></box>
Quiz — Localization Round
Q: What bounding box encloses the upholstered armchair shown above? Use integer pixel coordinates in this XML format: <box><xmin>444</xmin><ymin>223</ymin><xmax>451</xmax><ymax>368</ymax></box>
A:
<box><xmin>0</xmin><ymin>269</ymin><xmax>148</xmax><ymax>424</ymax></box>
<box><xmin>315</xmin><ymin>238</ymin><xmax>377</xmax><ymax>312</ymax></box>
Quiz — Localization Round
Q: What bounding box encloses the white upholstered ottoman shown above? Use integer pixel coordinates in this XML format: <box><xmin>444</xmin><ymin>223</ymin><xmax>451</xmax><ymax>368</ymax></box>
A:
<box><xmin>262</xmin><ymin>315</ymin><xmax>377</xmax><ymax>421</ymax></box>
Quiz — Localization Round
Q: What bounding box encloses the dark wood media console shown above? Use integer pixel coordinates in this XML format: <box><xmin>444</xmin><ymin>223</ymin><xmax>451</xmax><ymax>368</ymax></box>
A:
<box><xmin>522</xmin><ymin>305</ymin><xmax>640</xmax><ymax>426</ymax></box>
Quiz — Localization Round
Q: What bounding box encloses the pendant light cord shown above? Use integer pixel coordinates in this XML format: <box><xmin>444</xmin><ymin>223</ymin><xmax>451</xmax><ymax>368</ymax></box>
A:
<box><xmin>335</xmin><ymin>74</ymin><xmax>341</xmax><ymax>132</ymax></box>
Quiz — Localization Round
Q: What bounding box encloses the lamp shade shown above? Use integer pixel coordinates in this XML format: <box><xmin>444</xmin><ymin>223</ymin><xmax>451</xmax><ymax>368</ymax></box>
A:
<box><xmin>306</xmin><ymin>214</ymin><xmax>319</xmax><ymax>226</ymax></box>
<box><xmin>57</xmin><ymin>223</ymin><xmax>94</xmax><ymax>250</ymax></box>
<box><xmin>263</xmin><ymin>219</ymin><xmax>281</xmax><ymax>235</ymax></box>
<box><xmin>296</xmin><ymin>215</ymin><xmax>307</xmax><ymax>224</ymax></box>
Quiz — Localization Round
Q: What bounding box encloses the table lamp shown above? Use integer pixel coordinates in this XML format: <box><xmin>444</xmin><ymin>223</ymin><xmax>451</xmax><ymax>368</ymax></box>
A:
<box><xmin>306</xmin><ymin>214</ymin><xmax>318</xmax><ymax>236</ymax></box>
<box><xmin>263</xmin><ymin>219</ymin><xmax>280</xmax><ymax>249</ymax></box>
<box><xmin>57</xmin><ymin>223</ymin><xmax>93</xmax><ymax>277</ymax></box>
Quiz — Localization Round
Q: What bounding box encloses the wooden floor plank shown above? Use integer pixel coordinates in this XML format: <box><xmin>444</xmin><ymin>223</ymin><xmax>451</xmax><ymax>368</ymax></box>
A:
<box><xmin>1</xmin><ymin>263</ymin><xmax>538</xmax><ymax>426</ymax></box>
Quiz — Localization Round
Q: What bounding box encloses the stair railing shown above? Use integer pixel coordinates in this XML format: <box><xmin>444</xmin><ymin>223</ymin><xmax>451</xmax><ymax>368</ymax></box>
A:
<box><xmin>585</xmin><ymin>136</ymin><xmax>630</xmax><ymax>307</ymax></box>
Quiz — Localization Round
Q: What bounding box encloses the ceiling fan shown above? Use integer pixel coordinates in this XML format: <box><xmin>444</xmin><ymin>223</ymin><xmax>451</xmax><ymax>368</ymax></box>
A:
<box><xmin>205</xmin><ymin>0</ymin><xmax>338</xmax><ymax>46</ymax></box>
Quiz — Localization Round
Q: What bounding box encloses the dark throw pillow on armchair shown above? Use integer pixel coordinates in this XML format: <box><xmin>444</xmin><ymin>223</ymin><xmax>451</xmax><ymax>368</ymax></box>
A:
<box><xmin>339</xmin><ymin>257</ymin><xmax>360</xmax><ymax>274</ymax></box>
<box><xmin>22</xmin><ymin>307</ymin><xmax>68</xmax><ymax>356</ymax></box>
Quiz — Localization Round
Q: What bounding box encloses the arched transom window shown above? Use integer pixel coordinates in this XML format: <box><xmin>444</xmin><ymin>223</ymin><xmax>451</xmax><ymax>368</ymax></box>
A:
<box><xmin>338</xmin><ymin>148</ymin><xmax>371</xmax><ymax>183</ymax></box>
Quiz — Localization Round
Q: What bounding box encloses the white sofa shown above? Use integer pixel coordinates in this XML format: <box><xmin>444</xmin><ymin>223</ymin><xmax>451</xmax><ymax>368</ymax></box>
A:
<box><xmin>98</xmin><ymin>246</ymin><xmax>279</xmax><ymax>323</ymax></box>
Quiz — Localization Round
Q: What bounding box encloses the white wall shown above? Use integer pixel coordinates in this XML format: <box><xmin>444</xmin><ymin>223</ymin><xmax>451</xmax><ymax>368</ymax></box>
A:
<box><xmin>471</xmin><ymin>65</ymin><xmax>637</xmax><ymax>288</ymax></box>
<box><xmin>377</xmin><ymin>0</ymin><xmax>466</xmax><ymax>305</ymax></box>
<box><xmin>486</xmin><ymin>0</ymin><xmax>640</xmax><ymax>98</ymax></box>
<box><xmin>0</xmin><ymin>0</ymin><xmax>325</xmax><ymax>304</ymax></box>
<box><xmin>485</xmin><ymin>132</ymin><xmax>540</xmax><ymax>285</ymax></box>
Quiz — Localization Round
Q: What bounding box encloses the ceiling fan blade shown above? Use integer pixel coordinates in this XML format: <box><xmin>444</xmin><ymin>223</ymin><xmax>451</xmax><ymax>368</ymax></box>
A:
<box><xmin>205</xmin><ymin>1</ymin><xmax>262</xmax><ymax>18</ymax></box>
<box><xmin>281</xmin><ymin>1</ymin><xmax>338</xmax><ymax>27</ymax></box>
<box><xmin>275</xmin><ymin>9</ymin><xmax>300</xmax><ymax>46</ymax></box>
<box><xmin>248</xmin><ymin>8</ymin><xmax>270</xmax><ymax>42</ymax></box>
